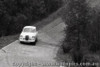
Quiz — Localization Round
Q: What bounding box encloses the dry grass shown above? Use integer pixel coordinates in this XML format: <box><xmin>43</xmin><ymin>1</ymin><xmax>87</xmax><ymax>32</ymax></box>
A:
<box><xmin>0</xmin><ymin>34</ymin><xmax>19</xmax><ymax>49</ymax></box>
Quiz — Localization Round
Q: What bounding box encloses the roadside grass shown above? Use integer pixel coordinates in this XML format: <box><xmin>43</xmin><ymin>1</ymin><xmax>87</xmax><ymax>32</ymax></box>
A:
<box><xmin>0</xmin><ymin>34</ymin><xmax>19</xmax><ymax>49</ymax></box>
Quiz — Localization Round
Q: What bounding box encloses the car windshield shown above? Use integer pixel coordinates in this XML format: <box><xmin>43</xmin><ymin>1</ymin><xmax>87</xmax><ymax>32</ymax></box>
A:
<box><xmin>23</xmin><ymin>28</ymin><xmax>36</xmax><ymax>33</ymax></box>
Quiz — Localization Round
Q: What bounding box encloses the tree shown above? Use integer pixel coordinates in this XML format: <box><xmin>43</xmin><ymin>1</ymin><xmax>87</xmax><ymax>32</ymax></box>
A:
<box><xmin>62</xmin><ymin>0</ymin><xmax>90</xmax><ymax>64</ymax></box>
<box><xmin>86</xmin><ymin>10</ymin><xmax>100</xmax><ymax>52</ymax></box>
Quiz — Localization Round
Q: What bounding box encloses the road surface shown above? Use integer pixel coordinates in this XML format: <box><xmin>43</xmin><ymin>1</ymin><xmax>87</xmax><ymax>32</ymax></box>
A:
<box><xmin>0</xmin><ymin>18</ymin><xmax>66</xmax><ymax>67</ymax></box>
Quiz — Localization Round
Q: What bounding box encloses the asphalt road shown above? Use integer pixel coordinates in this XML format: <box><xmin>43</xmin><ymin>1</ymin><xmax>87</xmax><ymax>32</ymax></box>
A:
<box><xmin>0</xmin><ymin>18</ymin><xmax>66</xmax><ymax>67</ymax></box>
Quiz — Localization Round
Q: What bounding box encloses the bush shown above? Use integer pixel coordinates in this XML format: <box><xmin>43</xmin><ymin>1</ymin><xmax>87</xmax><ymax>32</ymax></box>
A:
<box><xmin>62</xmin><ymin>0</ymin><xmax>91</xmax><ymax>64</ymax></box>
<box><xmin>62</xmin><ymin>0</ymin><xmax>90</xmax><ymax>52</ymax></box>
<box><xmin>81</xmin><ymin>54</ymin><xmax>99</xmax><ymax>67</ymax></box>
<box><xmin>71</xmin><ymin>49</ymin><xmax>84</xmax><ymax>64</ymax></box>
<box><xmin>62</xmin><ymin>0</ymin><xmax>100</xmax><ymax>64</ymax></box>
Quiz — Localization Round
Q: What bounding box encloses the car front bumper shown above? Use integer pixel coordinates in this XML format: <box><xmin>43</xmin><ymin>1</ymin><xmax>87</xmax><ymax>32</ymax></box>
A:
<box><xmin>19</xmin><ymin>38</ymin><xmax>36</xmax><ymax>43</ymax></box>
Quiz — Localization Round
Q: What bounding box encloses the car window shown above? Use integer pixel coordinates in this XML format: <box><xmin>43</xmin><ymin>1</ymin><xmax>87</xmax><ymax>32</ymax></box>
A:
<box><xmin>23</xmin><ymin>28</ymin><xmax>36</xmax><ymax>33</ymax></box>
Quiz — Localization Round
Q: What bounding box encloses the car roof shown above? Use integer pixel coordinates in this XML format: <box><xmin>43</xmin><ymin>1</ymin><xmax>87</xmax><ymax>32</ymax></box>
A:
<box><xmin>24</xmin><ymin>26</ymin><xmax>36</xmax><ymax>29</ymax></box>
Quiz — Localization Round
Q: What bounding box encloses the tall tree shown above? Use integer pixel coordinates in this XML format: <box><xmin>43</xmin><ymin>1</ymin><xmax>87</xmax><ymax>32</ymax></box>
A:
<box><xmin>62</xmin><ymin>0</ymin><xmax>90</xmax><ymax>64</ymax></box>
<box><xmin>87</xmin><ymin>10</ymin><xmax>100</xmax><ymax>52</ymax></box>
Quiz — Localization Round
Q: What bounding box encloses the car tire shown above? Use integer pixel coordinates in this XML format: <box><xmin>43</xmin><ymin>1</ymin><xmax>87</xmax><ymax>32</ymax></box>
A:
<box><xmin>32</xmin><ymin>37</ymin><xmax>38</xmax><ymax>45</ymax></box>
<box><xmin>35</xmin><ymin>37</ymin><xmax>38</xmax><ymax>43</ymax></box>
<box><xmin>20</xmin><ymin>41</ymin><xmax>23</xmax><ymax>44</ymax></box>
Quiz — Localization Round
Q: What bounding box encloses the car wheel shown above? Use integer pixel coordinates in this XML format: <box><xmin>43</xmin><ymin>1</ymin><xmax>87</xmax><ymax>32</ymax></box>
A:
<box><xmin>35</xmin><ymin>37</ymin><xmax>38</xmax><ymax>43</ymax></box>
<box><xmin>32</xmin><ymin>37</ymin><xmax>38</xmax><ymax>45</ymax></box>
<box><xmin>20</xmin><ymin>41</ymin><xmax>23</xmax><ymax>44</ymax></box>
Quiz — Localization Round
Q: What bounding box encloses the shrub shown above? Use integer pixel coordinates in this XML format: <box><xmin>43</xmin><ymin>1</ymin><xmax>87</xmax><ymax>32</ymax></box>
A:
<box><xmin>81</xmin><ymin>54</ymin><xmax>100</xmax><ymax>67</ymax></box>
<box><xmin>62</xmin><ymin>0</ymin><xmax>91</xmax><ymax>64</ymax></box>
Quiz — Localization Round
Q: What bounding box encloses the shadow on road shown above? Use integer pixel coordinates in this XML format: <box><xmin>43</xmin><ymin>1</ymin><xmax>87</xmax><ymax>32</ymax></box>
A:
<box><xmin>19</xmin><ymin>41</ymin><xmax>37</xmax><ymax>46</ymax></box>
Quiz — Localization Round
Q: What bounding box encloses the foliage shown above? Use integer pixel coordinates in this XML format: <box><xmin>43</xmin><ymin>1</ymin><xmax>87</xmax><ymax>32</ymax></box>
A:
<box><xmin>62</xmin><ymin>0</ymin><xmax>91</xmax><ymax>64</ymax></box>
<box><xmin>86</xmin><ymin>10</ymin><xmax>100</xmax><ymax>52</ymax></box>
<box><xmin>62</xmin><ymin>0</ymin><xmax>100</xmax><ymax>65</ymax></box>
<box><xmin>44</xmin><ymin>0</ymin><xmax>63</xmax><ymax>14</ymax></box>
<box><xmin>81</xmin><ymin>54</ymin><xmax>99</xmax><ymax>67</ymax></box>
<box><xmin>62</xmin><ymin>0</ymin><xmax>90</xmax><ymax>52</ymax></box>
<box><xmin>0</xmin><ymin>0</ymin><xmax>62</xmax><ymax>37</ymax></box>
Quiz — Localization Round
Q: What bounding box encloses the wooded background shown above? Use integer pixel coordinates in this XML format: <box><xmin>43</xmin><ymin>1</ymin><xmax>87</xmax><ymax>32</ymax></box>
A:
<box><xmin>0</xmin><ymin>0</ymin><xmax>63</xmax><ymax>37</ymax></box>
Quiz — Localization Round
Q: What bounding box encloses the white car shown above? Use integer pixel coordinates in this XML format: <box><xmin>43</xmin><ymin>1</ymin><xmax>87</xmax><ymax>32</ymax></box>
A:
<box><xmin>19</xmin><ymin>26</ymin><xmax>38</xmax><ymax>43</ymax></box>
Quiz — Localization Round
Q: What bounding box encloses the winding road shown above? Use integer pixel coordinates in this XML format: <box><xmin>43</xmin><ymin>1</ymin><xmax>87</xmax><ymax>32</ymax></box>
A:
<box><xmin>0</xmin><ymin>18</ymin><xmax>66</xmax><ymax>67</ymax></box>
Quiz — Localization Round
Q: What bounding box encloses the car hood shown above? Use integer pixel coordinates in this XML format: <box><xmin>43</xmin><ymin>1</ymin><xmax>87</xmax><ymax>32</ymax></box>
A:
<box><xmin>20</xmin><ymin>32</ymin><xmax>37</xmax><ymax>37</ymax></box>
